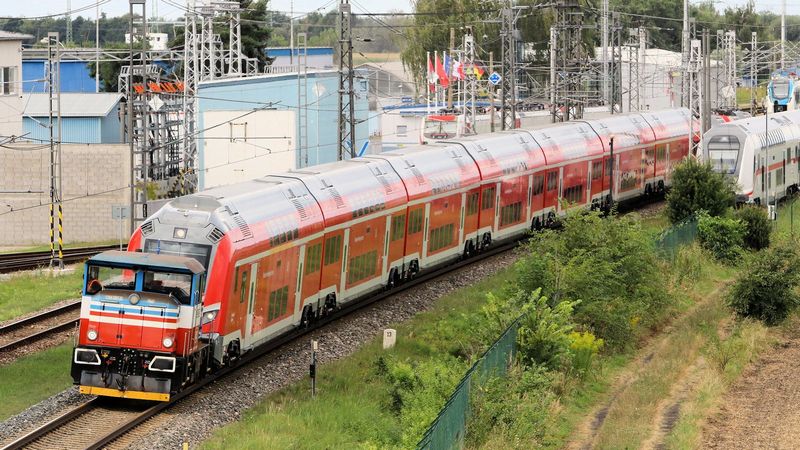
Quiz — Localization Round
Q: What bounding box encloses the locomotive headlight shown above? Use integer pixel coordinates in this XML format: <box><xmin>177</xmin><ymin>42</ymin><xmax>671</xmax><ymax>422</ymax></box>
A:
<box><xmin>202</xmin><ymin>310</ymin><xmax>218</xmax><ymax>324</ymax></box>
<box><xmin>162</xmin><ymin>336</ymin><xmax>174</xmax><ymax>348</ymax></box>
<box><xmin>87</xmin><ymin>329</ymin><xmax>98</xmax><ymax>341</ymax></box>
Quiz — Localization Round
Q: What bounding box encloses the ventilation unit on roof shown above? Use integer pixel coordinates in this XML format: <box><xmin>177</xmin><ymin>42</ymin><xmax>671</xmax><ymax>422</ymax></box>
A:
<box><xmin>141</xmin><ymin>221</ymin><xmax>154</xmax><ymax>236</ymax></box>
<box><xmin>231</xmin><ymin>215</ymin><xmax>253</xmax><ymax>242</ymax></box>
<box><xmin>329</xmin><ymin>186</ymin><xmax>346</xmax><ymax>209</ymax></box>
<box><xmin>207</xmin><ymin>227</ymin><xmax>224</xmax><ymax>244</ymax></box>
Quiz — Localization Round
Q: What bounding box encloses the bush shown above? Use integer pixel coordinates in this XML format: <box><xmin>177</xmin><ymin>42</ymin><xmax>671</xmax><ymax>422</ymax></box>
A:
<box><xmin>516</xmin><ymin>289</ymin><xmax>576</xmax><ymax>370</ymax></box>
<box><xmin>727</xmin><ymin>244</ymin><xmax>800</xmax><ymax>325</ymax></box>
<box><xmin>666</xmin><ymin>158</ymin><xmax>736</xmax><ymax>223</ymax></box>
<box><xmin>734</xmin><ymin>205</ymin><xmax>771</xmax><ymax>250</ymax></box>
<box><xmin>697</xmin><ymin>212</ymin><xmax>745</xmax><ymax>262</ymax></box>
<box><xmin>515</xmin><ymin>210</ymin><xmax>669</xmax><ymax>349</ymax></box>
<box><xmin>568</xmin><ymin>331</ymin><xmax>604</xmax><ymax>378</ymax></box>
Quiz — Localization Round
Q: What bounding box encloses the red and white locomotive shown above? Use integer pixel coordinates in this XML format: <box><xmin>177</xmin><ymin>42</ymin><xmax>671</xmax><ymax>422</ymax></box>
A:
<box><xmin>72</xmin><ymin>108</ymin><xmax>691</xmax><ymax>400</ymax></box>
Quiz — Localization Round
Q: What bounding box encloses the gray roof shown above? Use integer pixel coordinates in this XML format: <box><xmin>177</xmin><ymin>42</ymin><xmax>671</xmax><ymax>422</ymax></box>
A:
<box><xmin>0</xmin><ymin>31</ymin><xmax>33</xmax><ymax>41</ymax></box>
<box><xmin>22</xmin><ymin>93</ymin><xmax>123</xmax><ymax>118</ymax></box>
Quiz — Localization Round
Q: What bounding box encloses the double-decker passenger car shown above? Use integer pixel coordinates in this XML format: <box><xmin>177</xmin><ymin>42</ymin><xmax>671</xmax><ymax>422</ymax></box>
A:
<box><xmin>72</xmin><ymin>108</ymin><xmax>691</xmax><ymax>400</ymax></box>
<box><xmin>704</xmin><ymin>109</ymin><xmax>800</xmax><ymax>205</ymax></box>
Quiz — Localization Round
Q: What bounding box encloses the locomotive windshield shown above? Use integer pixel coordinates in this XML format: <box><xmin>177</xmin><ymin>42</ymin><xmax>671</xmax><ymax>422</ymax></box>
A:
<box><xmin>707</xmin><ymin>135</ymin><xmax>740</xmax><ymax>175</ymax></box>
<box><xmin>144</xmin><ymin>239</ymin><xmax>211</xmax><ymax>269</ymax></box>
<box><xmin>772</xmin><ymin>79</ymin><xmax>790</xmax><ymax>100</ymax></box>
<box><xmin>143</xmin><ymin>270</ymin><xmax>192</xmax><ymax>304</ymax></box>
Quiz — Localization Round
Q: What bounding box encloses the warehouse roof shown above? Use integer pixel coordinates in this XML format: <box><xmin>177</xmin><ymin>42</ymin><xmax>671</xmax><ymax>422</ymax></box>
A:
<box><xmin>0</xmin><ymin>31</ymin><xmax>33</xmax><ymax>41</ymax></box>
<box><xmin>22</xmin><ymin>93</ymin><xmax>123</xmax><ymax>117</ymax></box>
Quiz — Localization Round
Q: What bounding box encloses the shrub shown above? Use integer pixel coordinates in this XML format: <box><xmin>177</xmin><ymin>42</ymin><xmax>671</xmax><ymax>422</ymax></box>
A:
<box><xmin>568</xmin><ymin>331</ymin><xmax>604</xmax><ymax>378</ymax></box>
<box><xmin>734</xmin><ymin>205</ymin><xmax>771</xmax><ymax>250</ymax></box>
<box><xmin>515</xmin><ymin>289</ymin><xmax>576</xmax><ymax>370</ymax></box>
<box><xmin>666</xmin><ymin>158</ymin><xmax>736</xmax><ymax>223</ymax></box>
<box><xmin>697</xmin><ymin>212</ymin><xmax>745</xmax><ymax>262</ymax></box>
<box><xmin>515</xmin><ymin>210</ymin><xmax>670</xmax><ymax>349</ymax></box>
<box><xmin>727</xmin><ymin>244</ymin><xmax>800</xmax><ymax>325</ymax></box>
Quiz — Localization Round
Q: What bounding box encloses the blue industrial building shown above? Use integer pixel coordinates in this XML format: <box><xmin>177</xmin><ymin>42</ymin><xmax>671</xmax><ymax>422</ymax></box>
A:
<box><xmin>22</xmin><ymin>93</ymin><xmax>123</xmax><ymax>144</ymax></box>
<box><xmin>197</xmin><ymin>70</ymin><xmax>369</xmax><ymax>189</ymax></box>
<box><xmin>22</xmin><ymin>60</ymin><xmax>97</xmax><ymax>93</ymax></box>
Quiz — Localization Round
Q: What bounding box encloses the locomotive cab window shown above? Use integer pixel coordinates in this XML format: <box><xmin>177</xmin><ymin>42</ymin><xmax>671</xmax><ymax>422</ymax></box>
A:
<box><xmin>85</xmin><ymin>265</ymin><xmax>135</xmax><ymax>295</ymax></box>
<box><xmin>143</xmin><ymin>270</ymin><xmax>192</xmax><ymax>305</ymax></box>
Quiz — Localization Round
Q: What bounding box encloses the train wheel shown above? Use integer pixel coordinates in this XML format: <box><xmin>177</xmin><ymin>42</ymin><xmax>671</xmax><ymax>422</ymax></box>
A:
<box><xmin>323</xmin><ymin>294</ymin><xmax>338</xmax><ymax>316</ymax></box>
<box><xmin>301</xmin><ymin>305</ymin><xmax>314</xmax><ymax>328</ymax></box>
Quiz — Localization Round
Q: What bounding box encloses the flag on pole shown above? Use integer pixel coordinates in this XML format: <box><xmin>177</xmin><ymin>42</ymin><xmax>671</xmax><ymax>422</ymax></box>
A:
<box><xmin>453</xmin><ymin>59</ymin><xmax>465</xmax><ymax>80</ymax></box>
<box><xmin>473</xmin><ymin>63</ymin><xmax>485</xmax><ymax>79</ymax></box>
<box><xmin>444</xmin><ymin>52</ymin><xmax>452</xmax><ymax>81</ymax></box>
<box><xmin>427</xmin><ymin>52</ymin><xmax>437</xmax><ymax>92</ymax></box>
<box><xmin>435</xmin><ymin>53</ymin><xmax>449</xmax><ymax>87</ymax></box>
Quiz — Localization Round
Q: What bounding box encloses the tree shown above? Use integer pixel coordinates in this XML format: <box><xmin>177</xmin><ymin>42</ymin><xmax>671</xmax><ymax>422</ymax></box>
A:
<box><xmin>727</xmin><ymin>244</ymin><xmax>800</xmax><ymax>325</ymax></box>
<box><xmin>666</xmin><ymin>158</ymin><xmax>736</xmax><ymax>224</ymax></box>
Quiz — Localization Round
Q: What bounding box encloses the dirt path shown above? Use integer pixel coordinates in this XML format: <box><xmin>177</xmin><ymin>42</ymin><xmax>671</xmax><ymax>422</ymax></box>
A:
<box><xmin>700</xmin><ymin>329</ymin><xmax>800</xmax><ymax>449</ymax></box>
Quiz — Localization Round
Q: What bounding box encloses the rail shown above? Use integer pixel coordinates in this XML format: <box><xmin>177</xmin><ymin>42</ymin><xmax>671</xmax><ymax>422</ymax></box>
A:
<box><xmin>0</xmin><ymin>301</ymin><xmax>81</xmax><ymax>353</ymax></box>
<box><xmin>0</xmin><ymin>245</ymin><xmax>126</xmax><ymax>273</ymax></box>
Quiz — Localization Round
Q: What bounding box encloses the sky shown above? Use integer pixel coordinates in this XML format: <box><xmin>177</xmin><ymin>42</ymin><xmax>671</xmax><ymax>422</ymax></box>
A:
<box><xmin>2</xmin><ymin>0</ymin><xmax>799</xmax><ymax>21</ymax></box>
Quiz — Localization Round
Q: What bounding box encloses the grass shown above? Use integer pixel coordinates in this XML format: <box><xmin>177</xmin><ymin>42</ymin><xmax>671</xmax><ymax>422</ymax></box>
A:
<box><xmin>201</xmin><ymin>266</ymin><xmax>516</xmax><ymax>449</ymax></box>
<box><xmin>736</xmin><ymin>85</ymin><xmax>766</xmax><ymax>109</ymax></box>
<box><xmin>0</xmin><ymin>266</ymin><xmax>85</xmax><ymax>322</ymax></box>
<box><xmin>0</xmin><ymin>342</ymin><xmax>74</xmax><ymax>420</ymax></box>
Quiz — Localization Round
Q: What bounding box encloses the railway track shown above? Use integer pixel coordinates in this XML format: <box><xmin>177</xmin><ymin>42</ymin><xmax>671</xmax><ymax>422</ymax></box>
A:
<box><xmin>0</xmin><ymin>302</ymin><xmax>81</xmax><ymax>353</ymax></box>
<box><xmin>0</xmin><ymin>240</ymin><xmax>518</xmax><ymax>450</ymax></box>
<box><xmin>0</xmin><ymin>245</ymin><xmax>125</xmax><ymax>274</ymax></box>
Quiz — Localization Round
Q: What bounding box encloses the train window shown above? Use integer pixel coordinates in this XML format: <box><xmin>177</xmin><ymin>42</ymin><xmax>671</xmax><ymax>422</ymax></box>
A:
<box><xmin>481</xmin><ymin>187</ymin><xmax>496</xmax><ymax>210</ymax></box>
<box><xmin>144</xmin><ymin>240</ymin><xmax>211</xmax><ymax>269</ymax></box>
<box><xmin>656</xmin><ymin>146</ymin><xmax>667</xmax><ymax>161</ymax></box>
<box><xmin>500</xmin><ymin>202</ymin><xmax>523</xmax><ymax>226</ymax></box>
<box><xmin>707</xmin><ymin>135</ymin><xmax>740</xmax><ymax>174</ymax></box>
<box><xmin>347</xmin><ymin>250</ymin><xmax>378</xmax><ymax>284</ymax></box>
<box><xmin>547</xmin><ymin>172</ymin><xmax>558</xmax><ymax>191</ymax></box>
<box><xmin>323</xmin><ymin>235</ymin><xmax>342</xmax><ymax>266</ymax></box>
<box><xmin>268</xmin><ymin>286</ymin><xmax>289</xmax><ymax>321</ymax></box>
<box><xmin>428</xmin><ymin>223</ymin><xmax>455</xmax><ymax>252</ymax></box>
<box><xmin>239</xmin><ymin>271</ymin><xmax>248</xmax><ymax>303</ymax></box>
<box><xmin>143</xmin><ymin>271</ymin><xmax>192</xmax><ymax>304</ymax></box>
<box><xmin>391</xmin><ymin>215</ymin><xmax>406</xmax><ymax>241</ymax></box>
<box><xmin>532</xmin><ymin>175</ymin><xmax>544</xmax><ymax>196</ymax></box>
<box><xmin>408</xmin><ymin>209</ymin><xmax>424</xmax><ymax>234</ymax></box>
<box><xmin>466</xmin><ymin>192</ymin><xmax>480</xmax><ymax>215</ymax></box>
<box><xmin>592</xmin><ymin>163</ymin><xmax>602</xmax><ymax>180</ymax></box>
<box><xmin>605</xmin><ymin>158</ymin><xmax>612</xmax><ymax>178</ymax></box>
<box><xmin>85</xmin><ymin>265</ymin><xmax>135</xmax><ymax>294</ymax></box>
<box><xmin>778</xmin><ymin>168</ymin><xmax>785</xmax><ymax>185</ymax></box>
<box><xmin>305</xmin><ymin>243</ymin><xmax>322</xmax><ymax>275</ymax></box>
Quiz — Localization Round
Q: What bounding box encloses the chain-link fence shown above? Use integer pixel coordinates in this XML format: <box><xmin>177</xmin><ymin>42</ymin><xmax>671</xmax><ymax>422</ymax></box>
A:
<box><xmin>417</xmin><ymin>318</ymin><xmax>520</xmax><ymax>450</ymax></box>
<box><xmin>655</xmin><ymin>214</ymin><xmax>699</xmax><ymax>259</ymax></box>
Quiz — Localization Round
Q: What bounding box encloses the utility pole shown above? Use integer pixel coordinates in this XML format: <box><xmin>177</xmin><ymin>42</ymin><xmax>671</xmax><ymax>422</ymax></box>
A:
<box><xmin>337</xmin><ymin>0</ymin><xmax>356</xmax><ymax>160</ymax></box>
<box><xmin>501</xmin><ymin>4</ymin><xmax>518</xmax><ymax>130</ymax></box>
<box><xmin>610</xmin><ymin>13</ymin><xmax>622</xmax><ymax>114</ymax></box>
<box><xmin>298</xmin><ymin>32</ymin><xmax>308</xmax><ymax>166</ymax></box>
<box><xmin>627</xmin><ymin>27</ymin><xmax>646</xmax><ymax>112</ymax></box>
<box><xmin>489</xmin><ymin>51</ymin><xmax>495</xmax><ymax>133</ymax></box>
<box><xmin>462</xmin><ymin>28</ymin><xmax>477</xmax><ymax>135</ymax></box>
<box><xmin>681</xmin><ymin>0</ymin><xmax>689</xmax><ymax>107</ymax></box>
<box><xmin>703</xmin><ymin>29</ymin><xmax>711</xmax><ymax>134</ymax></box>
<box><xmin>551</xmin><ymin>0</ymin><xmax>586</xmax><ymax>122</ymax></box>
<box><xmin>447</xmin><ymin>28</ymin><xmax>455</xmax><ymax>109</ymax></box>
<box><xmin>688</xmin><ymin>39</ymin><xmax>703</xmax><ymax>157</ymax></box>
<box><xmin>47</xmin><ymin>33</ymin><xmax>64</xmax><ymax>270</ymax></box>
<box><xmin>129</xmin><ymin>0</ymin><xmax>147</xmax><ymax>234</ymax></box>
<box><xmin>601</xmin><ymin>0</ymin><xmax>609</xmax><ymax>109</ymax></box>
<box><xmin>750</xmin><ymin>32</ymin><xmax>758</xmax><ymax>115</ymax></box>
<box><xmin>95</xmin><ymin>2</ymin><xmax>100</xmax><ymax>92</ymax></box>
<box><xmin>781</xmin><ymin>0</ymin><xmax>786</xmax><ymax>70</ymax></box>
<box><xmin>66</xmin><ymin>0</ymin><xmax>73</xmax><ymax>45</ymax></box>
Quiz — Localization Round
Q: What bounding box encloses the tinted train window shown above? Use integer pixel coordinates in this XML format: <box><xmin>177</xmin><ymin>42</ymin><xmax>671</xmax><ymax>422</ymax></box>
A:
<box><xmin>239</xmin><ymin>271</ymin><xmax>248</xmax><ymax>303</ymax></box>
<box><xmin>466</xmin><ymin>192</ymin><xmax>480</xmax><ymax>215</ymax></box>
<box><xmin>547</xmin><ymin>172</ymin><xmax>558</xmax><ymax>191</ymax></box>
<box><xmin>144</xmin><ymin>240</ymin><xmax>211</xmax><ymax>269</ymax></box>
<box><xmin>348</xmin><ymin>250</ymin><xmax>377</xmax><ymax>283</ymax></box>
<box><xmin>500</xmin><ymin>202</ymin><xmax>523</xmax><ymax>226</ymax></box>
<box><xmin>408</xmin><ymin>209</ymin><xmax>424</xmax><ymax>234</ymax></box>
<box><xmin>481</xmin><ymin>187</ymin><xmax>496</xmax><ymax>210</ymax></box>
<box><xmin>533</xmin><ymin>175</ymin><xmax>545</xmax><ymax>195</ymax></box>
<box><xmin>428</xmin><ymin>224</ymin><xmax>455</xmax><ymax>252</ymax></box>
<box><xmin>391</xmin><ymin>215</ymin><xmax>406</xmax><ymax>241</ymax></box>
<box><xmin>323</xmin><ymin>235</ymin><xmax>342</xmax><ymax>266</ymax></box>
<box><xmin>305</xmin><ymin>243</ymin><xmax>322</xmax><ymax>275</ymax></box>
<box><xmin>268</xmin><ymin>286</ymin><xmax>289</xmax><ymax>321</ymax></box>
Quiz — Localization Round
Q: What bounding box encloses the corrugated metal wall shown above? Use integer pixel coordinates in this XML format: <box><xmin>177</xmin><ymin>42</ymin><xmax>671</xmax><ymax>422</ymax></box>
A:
<box><xmin>23</xmin><ymin>117</ymin><xmax>101</xmax><ymax>143</ymax></box>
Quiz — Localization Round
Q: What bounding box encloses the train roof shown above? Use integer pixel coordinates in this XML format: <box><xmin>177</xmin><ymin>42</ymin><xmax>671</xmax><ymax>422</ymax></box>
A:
<box><xmin>441</xmin><ymin>130</ymin><xmax>547</xmax><ymax>180</ymax></box>
<box><xmin>159</xmin><ymin>176</ymin><xmax>325</xmax><ymax>249</ymax></box>
<box><xmin>90</xmin><ymin>250</ymin><xmax>206</xmax><ymax>273</ymax></box>
<box><xmin>368</xmin><ymin>143</ymin><xmax>481</xmax><ymax>200</ymax></box>
<box><xmin>582</xmin><ymin>113</ymin><xmax>657</xmax><ymax>152</ymax></box>
<box><xmin>639</xmin><ymin>109</ymin><xmax>692</xmax><ymax>141</ymax></box>
<box><xmin>525</xmin><ymin>121</ymin><xmax>604</xmax><ymax>164</ymax></box>
<box><xmin>282</xmin><ymin>158</ymin><xmax>408</xmax><ymax>227</ymax></box>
